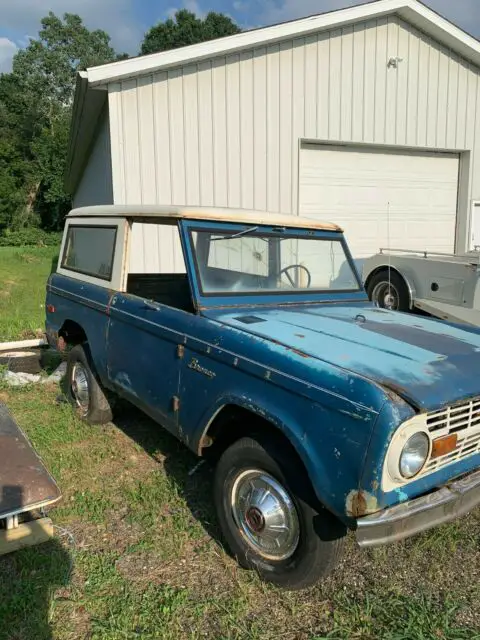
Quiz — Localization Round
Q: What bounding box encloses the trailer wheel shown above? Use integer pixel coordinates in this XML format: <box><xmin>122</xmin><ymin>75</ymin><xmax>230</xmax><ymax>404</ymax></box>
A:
<box><xmin>367</xmin><ymin>270</ymin><xmax>410</xmax><ymax>312</ymax></box>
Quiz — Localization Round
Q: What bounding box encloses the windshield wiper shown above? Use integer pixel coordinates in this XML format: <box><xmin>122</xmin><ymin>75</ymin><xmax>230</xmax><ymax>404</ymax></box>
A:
<box><xmin>210</xmin><ymin>226</ymin><xmax>259</xmax><ymax>241</ymax></box>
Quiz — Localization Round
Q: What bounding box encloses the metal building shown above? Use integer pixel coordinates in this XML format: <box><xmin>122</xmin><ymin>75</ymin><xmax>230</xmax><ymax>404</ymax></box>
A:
<box><xmin>66</xmin><ymin>0</ymin><xmax>480</xmax><ymax>267</ymax></box>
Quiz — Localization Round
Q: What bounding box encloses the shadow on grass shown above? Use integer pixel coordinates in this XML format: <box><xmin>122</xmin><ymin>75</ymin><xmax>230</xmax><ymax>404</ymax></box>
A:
<box><xmin>0</xmin><ymin>539</ymin><xmax>71</xmax><ymax>640</ymax></box>
<box><xmin>112</xmin><ymin>401</ymin><xmax>222</xmax><ymax>543</ymax></box>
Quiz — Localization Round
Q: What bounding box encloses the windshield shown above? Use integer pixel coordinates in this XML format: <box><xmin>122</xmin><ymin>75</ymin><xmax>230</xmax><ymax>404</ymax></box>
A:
<box><xmin>190</xmin><ymin>228</ymin><xmax>360</xmax><ymax>296</ymax></box>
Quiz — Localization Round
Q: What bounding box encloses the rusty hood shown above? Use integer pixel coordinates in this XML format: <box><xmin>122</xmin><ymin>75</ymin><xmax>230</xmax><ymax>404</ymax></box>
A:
<box><xmin>204</xmin><ymin>304</ymin><xmax>480</xmax><ymax>411</ymax></box>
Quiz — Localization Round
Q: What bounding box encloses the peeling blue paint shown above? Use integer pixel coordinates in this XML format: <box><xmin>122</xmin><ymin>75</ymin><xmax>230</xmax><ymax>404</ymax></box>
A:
<box><xmin>395</xmin><ymin>488</ymin><xmax>409</xmax><ymax>503</ymax></box>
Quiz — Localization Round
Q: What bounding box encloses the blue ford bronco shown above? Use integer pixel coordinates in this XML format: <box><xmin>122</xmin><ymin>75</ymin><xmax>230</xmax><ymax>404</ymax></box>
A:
<box><xmin>46</xmin><ymin>205</ymin><xmax>480</xmax><ymax>590</ymax></box>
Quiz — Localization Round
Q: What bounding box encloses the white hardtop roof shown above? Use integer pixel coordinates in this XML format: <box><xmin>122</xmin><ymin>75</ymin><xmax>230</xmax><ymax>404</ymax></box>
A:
<box><xmin>68</xmin><ymin>205</ymin><xmax>342</xmax><ymax>232</ymax></box>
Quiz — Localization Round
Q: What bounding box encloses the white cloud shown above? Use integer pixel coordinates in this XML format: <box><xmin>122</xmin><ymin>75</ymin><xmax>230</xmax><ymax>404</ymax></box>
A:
<box><xmin>165</xmin><ymin>0</ymin><xmax>206</xmax><ymax>20</ymax></box>
<box><xmin>257</xmin><ymin>0</ymin><xmax>364</xmax><ymax>25</ymax></box>
<box><xmin>185</xmin><ymin>0</ymin><xmax>205</xmax><ymax>17</ymax></box>
<box><xmin>0</xmin><ymin>37</ymin><xmax>17</xmax><ymax>72</ymax></box>
<box><xmin>233</xmin><ymin>0</ymin><xmax>249</xmax><ymax>11</ymax></box>
<box><xmin>0</xmin><ymin>0</ymin><xmax>144</xmax><ymax>54</ymax></box>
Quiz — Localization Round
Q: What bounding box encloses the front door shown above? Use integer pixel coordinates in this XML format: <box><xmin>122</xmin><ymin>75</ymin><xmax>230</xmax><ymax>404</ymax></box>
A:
<box><xmin>106</xmin><ymin>294</ymin><xmax>186</xmax><ymax>434</ymax></box>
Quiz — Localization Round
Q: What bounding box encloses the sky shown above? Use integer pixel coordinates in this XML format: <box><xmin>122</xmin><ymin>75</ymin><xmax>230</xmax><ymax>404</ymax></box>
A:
<box><xmin>1</xmin><ymin>0</ymin><xmax>480</xmax><ymax>73</ymax></box>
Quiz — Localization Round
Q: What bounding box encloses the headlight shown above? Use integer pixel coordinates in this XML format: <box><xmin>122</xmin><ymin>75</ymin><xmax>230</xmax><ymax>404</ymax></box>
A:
<box><xmin>399</xmin><ymin>432</ymin><xmax>429</xmax><ymax>479</ymax></box>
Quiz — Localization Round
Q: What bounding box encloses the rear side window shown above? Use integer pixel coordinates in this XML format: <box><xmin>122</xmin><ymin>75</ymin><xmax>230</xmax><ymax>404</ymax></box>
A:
<box><xmin>61</xmin><ymin>225</ymin><xmax>117</xmax><ymax>280</ymax></box>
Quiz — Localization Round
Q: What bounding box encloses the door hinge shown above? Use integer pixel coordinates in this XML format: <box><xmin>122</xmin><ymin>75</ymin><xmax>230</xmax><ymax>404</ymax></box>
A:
<box><xmin>177</xmin><ymin>344</ymin><xmax>185</xmax><ymax>359</ymax></box>
<box><xmin>172</xmin><ymin>396</ymin><xmax>180</xmax><ymax>412</ymax></box>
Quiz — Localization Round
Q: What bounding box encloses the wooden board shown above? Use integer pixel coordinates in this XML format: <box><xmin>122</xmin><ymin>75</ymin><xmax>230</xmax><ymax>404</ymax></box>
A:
<box><xmin>0</xmin><ymin>518</ymin><xmax>53</xmax><ymax>556</ymax></box>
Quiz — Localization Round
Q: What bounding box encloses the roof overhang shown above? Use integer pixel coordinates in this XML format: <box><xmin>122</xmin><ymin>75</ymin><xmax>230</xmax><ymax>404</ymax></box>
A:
<box><xmin>65</xmin><ymin>72</ymin><xmax>107</xmax><ymax>193</ymax></box>
<box><xmin>66</xmin><ymin>0</ymin><xmax>480</xmax><ymax>193</ymax></box>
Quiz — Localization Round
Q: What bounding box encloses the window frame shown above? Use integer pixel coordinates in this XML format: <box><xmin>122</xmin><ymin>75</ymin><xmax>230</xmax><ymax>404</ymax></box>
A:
<box><xmin>57</xmin><ymin>217</ymin><xmax>129</xmax><ymax>290</ymax></box>
<box><xmin>188</xmin><ymin>226</ymin><xmax>363</xmax><ymax>298</ymax></box>
<box><xmin>61</xmin><ymin>224</ymin><xmax>118</xmax><ymax>281</ymax></box>
<box><xmin>179</xmin><ymin>219</ymin><xmax>369</xmax><ymax>310</ymax></box>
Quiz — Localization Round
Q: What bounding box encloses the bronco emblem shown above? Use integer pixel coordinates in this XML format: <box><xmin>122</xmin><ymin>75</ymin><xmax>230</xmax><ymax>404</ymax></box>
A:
<box><xmin>187</xmin><ymin>357</ymin><xmax>216</xmax><ymax>379</ymax></box>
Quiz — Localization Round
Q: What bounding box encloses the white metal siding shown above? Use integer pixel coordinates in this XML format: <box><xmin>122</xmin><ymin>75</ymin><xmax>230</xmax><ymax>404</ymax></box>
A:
<box><xmin>299</xmin><ymin>145</ymin><xmax>460</xmax><ymax>259</ymax></box>
<box><xmin>73</xmin><ymin>107</ymin><xmax>113</xmax><ymax>208</ymax></box>
<box><xmin>107</xmin><ymin>15</ymin><xmax>480</xmax><ymax>255</ymax></box>
<box><xmin>129</xmin><ymin>222</ymin><xmax>186</xmax><ymax>273</ymax></box>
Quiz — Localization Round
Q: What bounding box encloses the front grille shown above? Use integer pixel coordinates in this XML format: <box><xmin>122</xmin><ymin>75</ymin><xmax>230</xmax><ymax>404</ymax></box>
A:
<box><xmin>423</xmin><ymin>399</ymin><xmax>480</xmax><ymax>474</ymax></box>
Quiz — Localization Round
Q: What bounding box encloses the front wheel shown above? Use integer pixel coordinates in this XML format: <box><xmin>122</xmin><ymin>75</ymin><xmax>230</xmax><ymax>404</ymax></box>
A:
<box><xmin>214</xmin><ymin>435</ymin><xmax>346</xmax><ymax>590</ymax></box>
<box><xmin>66</xmin><ymin>344</ymin><xmax>113</xmax><ymax>425</ymax></box>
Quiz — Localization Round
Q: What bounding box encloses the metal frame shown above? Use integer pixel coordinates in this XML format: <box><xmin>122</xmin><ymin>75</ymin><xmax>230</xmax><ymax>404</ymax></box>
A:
<box><xmin>470</xmin><ymin>200</ymin><xmax>480</xmax><ymax>250</ymax></box>
<box><xmin>57</xmin><ymin>216</ymin><xmax>130</xmax><ymax>291</ymax></box>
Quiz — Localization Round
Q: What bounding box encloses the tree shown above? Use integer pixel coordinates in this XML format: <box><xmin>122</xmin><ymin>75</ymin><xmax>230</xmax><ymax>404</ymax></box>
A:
<box><xmin>0</xmin><ymin>12</ymin><xmax>118</xmax><ymax>232</ymax></box>
<box><xmin>141</xmin><ymin>9</ymin><xmax>241</xmax><ymax>56</ymax></box>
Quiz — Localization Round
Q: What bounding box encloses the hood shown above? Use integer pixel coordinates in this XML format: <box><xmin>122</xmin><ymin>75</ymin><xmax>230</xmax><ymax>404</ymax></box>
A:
<box><xmin>203</xmin><ymin>304</ymin><xmax>480</xmax><ymax>411</ymax></box>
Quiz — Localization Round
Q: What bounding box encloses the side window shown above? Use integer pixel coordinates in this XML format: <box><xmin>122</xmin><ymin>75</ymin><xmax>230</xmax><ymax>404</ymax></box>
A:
<box><xmin>62</xmin><ymin>225</ymin><xmax>117</xmax><ymax>280</ymax></box>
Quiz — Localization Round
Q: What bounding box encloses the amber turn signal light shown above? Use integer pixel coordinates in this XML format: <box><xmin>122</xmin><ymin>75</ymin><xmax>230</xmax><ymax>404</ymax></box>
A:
<box><xmin>431</xmin><ymin>434</ymin><xmax>458</xmax><ymax>459</ymax></box>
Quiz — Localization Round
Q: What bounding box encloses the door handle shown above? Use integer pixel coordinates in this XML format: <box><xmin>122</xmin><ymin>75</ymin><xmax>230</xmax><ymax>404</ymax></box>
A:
<box><xmin>143</xmin><ymin>301</ymin><xmax>158</xmax><ymax>311</ymax></box>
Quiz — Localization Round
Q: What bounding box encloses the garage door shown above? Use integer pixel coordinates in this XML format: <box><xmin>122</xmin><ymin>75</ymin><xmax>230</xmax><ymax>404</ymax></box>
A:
<box><xmin>299</xmin><ymin>144</ymin><xmax>459</xmax><ymax>260</ymax></box>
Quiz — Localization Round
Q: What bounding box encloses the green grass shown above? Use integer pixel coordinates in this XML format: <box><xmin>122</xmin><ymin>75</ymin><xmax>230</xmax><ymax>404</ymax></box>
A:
<box><xmin>0</xmin><ymin>248</ymin><xmax>480</xmax><ymax>639</ymax></box>
<box><xmin>0</xmin><ymin>246</ymin><xmax>58</xmax><ymax>341</ymax></box>
<box><xmin>0</xmin><ymin>384</ymin><xmax>478</xmax><ymax>640</ymax></box>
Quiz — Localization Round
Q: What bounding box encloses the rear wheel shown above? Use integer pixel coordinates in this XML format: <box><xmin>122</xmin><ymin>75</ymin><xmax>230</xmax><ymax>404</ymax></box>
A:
<box><xmin>66</xmin><ymin>344</ymin><xmax>112</xmax><ymax>424</ymax></box>
<box><xmin>214</xmin><ymin>435</ymin><xmax>346</xmax><ymax>590</ymax></box>
<box><xmin>367</xmin><ymin>270</ymin><xmax>410</xmax><ymax>312</ymax></box>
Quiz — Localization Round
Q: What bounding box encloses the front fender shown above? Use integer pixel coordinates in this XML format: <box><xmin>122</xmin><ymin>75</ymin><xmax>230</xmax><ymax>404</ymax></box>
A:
<box><xmin>191</xmin><ymin>391</ymin><xmax>378</xmax><ymax>524</ymax></box>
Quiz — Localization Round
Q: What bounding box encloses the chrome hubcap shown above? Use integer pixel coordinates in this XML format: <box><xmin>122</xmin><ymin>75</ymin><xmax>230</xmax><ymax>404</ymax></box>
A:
<box><xmin>372</xmin><ymin>282</ymin><xmax>399</xmax><ymax>310</ymax></box>
<box><xmin>231</xmin><ymin>470</ymin><xmax>300</xmax><ymax>561</ymax></box>
<box><xmin>71</xmin><ymin>363</ymin><xmax>90</xmax><ymax>413</ymax></box>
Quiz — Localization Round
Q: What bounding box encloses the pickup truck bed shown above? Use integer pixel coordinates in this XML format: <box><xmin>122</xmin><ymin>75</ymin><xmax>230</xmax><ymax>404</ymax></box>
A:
<box><xmin>0</xmin><ymin>403</ymin><xmax>61</xmax><ymax>553</ymax></box>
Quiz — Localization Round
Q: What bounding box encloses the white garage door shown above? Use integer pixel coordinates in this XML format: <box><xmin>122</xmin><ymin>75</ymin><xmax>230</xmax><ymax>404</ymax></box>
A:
<box><xmin>299</xmin><ymin>144</ymin><xmax>459</xmax><ymax>260</ymax></box>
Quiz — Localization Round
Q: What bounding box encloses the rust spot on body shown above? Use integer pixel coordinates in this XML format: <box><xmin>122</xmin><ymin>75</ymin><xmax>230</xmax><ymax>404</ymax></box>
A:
<box><xmin>269</xmin><ymin>337</ymin><xmax>310</xmax><ymax>359</ymax></box>
<box><xmin>346</xmin><ymin>489</ymin><xmax>379</xmax><ymax>517</ymax></box>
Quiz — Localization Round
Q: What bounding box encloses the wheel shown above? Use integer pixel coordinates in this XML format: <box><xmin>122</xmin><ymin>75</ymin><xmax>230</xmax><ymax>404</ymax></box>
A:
<box><xmin>278</xmin><ymin>264</ymin><xmax>312</xmax><ymax>288</ymax></box>
<box><xmin>66</xmin><ymin>344</ymin><xmax>112</xmax><ymax>424</ymax></box>
<box><xmin>367</xmin><ymin>270</ymin><xmax>410</xmax><ymax>312</ymax></box>
<box><xmin>0</xmin><ymin>350</ymin><xmax>42</xmax><ymax>374</ymax></box>
<box><xmin>214</xmin><ymin>435</ymin><xmax>346</xmax><ymax>590</ymax></box>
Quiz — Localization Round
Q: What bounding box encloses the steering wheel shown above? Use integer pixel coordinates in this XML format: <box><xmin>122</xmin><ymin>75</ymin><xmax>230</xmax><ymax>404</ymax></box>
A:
<box><xmin>278</xmin><ymin>264</ymin><xmax>312</xmax><ymax>288</ymax></box>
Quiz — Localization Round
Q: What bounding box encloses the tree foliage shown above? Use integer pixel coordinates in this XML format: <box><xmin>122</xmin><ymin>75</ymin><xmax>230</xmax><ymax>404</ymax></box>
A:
<box><xmin>141</xmin><ymin>9</ymin><xmax>241</xmax><ymax>55</ymax></box>
<box><xmin>0</xmin><ymin>12</ymin><xmax>118</xmax><ymax>233</ymax></box>
<box><xmin>0</xmin><ymin>9</ymin><xmax>241</xmax><ymax>239</ymax></box>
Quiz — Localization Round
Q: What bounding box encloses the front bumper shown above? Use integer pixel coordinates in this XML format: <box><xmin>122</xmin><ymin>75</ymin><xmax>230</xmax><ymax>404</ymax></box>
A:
<box><xmin>356</xmin><ymin>468</ymin><xmax>480</xmax><ymax>548</ymax></box>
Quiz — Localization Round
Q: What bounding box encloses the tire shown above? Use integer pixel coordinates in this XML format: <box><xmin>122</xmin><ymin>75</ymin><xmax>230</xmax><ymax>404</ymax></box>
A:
<box><xmin>0</xmin><ymin>350</ymin><xmax>42</xmax><ymax>374</ymax></box>
<box><xmin>214</xmin><ymin>435</ymin><xmax>346</xmax><ymax>590</ymax></box>
<box><xmin>367</xmin><ymin>270</ymin><xmax>410</xmax><ymax>312</ymax></box>
<box><xmin>66</xmin><ymin>344</ymin><xmax>112</xmax><ymax>425</ymax></box>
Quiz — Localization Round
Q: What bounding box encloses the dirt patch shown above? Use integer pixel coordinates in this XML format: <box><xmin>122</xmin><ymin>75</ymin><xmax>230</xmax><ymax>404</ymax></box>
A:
<box><xmin>64</xmin><ymin>514</ymin><xmax>144</xmax><ymax>555</ymax></box>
